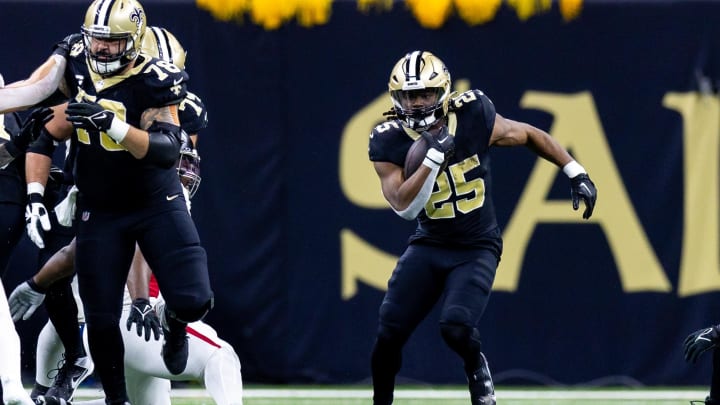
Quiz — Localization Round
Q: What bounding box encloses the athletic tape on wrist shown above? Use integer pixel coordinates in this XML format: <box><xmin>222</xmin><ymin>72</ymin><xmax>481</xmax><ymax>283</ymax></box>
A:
<box><xmin>562</xmin><ymin>160</ymin><xmax>586</xmax><ymax>178</ymax></box>
<box><xmin>423</xmin><ymin>148</ymin><xmax>444</xmax><ymax>170</ymax></box>
<box><xmin>27</xmin><ymin>182</ymin><xmax>45</xmax><ymax>196</ymax></box>
<box><xmin>107</xmin><ymin>117</ymin><xmax>130</xmax><ymax>143</ymax></box>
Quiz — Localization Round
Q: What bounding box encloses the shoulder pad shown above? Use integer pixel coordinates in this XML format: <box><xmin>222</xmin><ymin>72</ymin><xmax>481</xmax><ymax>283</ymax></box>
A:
<box><xmin>450</xmin><ymin>89</ymin><xmax>493</xmax><ymax>111</ymax></box>
<box><xmin>140</xmin><ymin>57</ymin><xmax>188</xmax><ymax>107</ymax></box>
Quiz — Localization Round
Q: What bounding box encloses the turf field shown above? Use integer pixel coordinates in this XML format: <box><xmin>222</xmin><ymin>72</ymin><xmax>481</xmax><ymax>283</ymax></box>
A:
<box><xmin>73</xmin><ymin>386</ymin><xmax>709</xmax><ymax>404</ymax></box>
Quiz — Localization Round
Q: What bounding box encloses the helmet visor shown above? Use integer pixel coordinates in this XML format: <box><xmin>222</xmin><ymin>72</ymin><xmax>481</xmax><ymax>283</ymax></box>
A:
<box><xmin>391</xmin><ymin>87</ymin><xmax>444</xmax><ymax>118</ymax></box>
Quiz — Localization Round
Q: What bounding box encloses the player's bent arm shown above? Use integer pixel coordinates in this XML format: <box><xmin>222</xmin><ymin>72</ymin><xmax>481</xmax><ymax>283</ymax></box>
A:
<box><xmin>0</xmin><ymin>55</ymin><xmax>68</xmax><ymax>113</ymax></box>
<box><xmin>489</xmin><ymin>113</ymin><xmax>574</xmax><ymax>167</ymax></box>
<box><xmin>118</xmin><ymin>105</ymin><xmax>181</xmax><ymax>166</ymax></box>
<box><xmin>127</xmin><ymin>245</ymin><xmax>152</xmax><ymax>301</ymax></box>
<box><xmin>33</xmin><ymin>238</ymin><xmax>77</xmax><ymax>290</ymax></box>
<box><xmin>25</xmin><ymin>108</ymin><xmax>73</xmax><ymax>188</ymax></box>
<box><xmin>374</xmin><ymin>160</ymin><xmax>439</xmax><ymax>220</ymax></box>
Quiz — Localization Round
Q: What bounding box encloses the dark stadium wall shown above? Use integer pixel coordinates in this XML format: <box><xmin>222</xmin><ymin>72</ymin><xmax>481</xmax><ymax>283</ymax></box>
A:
<box><xmin>3</xmin><ymin>0</ymin><xmax>720</xmax><ymax>387</ymax></box>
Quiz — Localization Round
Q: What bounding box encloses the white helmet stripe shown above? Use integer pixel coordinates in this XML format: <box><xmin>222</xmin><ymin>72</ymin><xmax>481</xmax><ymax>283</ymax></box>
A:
<box><xmin>405</xmin><ymin>50</ymin><xmax>423</xmax><ymax>80</ymax></box>
<box><xmin>149</xmin><ymin>27</ymin><xmax>172</xmax><ymax>62</ymax></box>
<box><xmin>94</xmin><ymin>0</ymin><xmax>116</xmax><ymax>26</ymax></box>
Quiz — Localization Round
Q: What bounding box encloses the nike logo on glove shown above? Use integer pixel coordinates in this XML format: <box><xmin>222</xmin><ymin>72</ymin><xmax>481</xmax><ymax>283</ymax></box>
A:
<box><xmin>697</xmin><ymin>328</ymin><xmax>714</xmax><ymax>342</ymax></box>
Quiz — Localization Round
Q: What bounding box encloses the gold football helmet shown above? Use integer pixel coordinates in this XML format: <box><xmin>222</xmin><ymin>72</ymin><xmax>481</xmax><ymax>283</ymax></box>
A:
<box><xmin>388</xmin><ymin>51</ymin><xmax>452</xmax><ymax>131</ymax></box>
<box><xmin>142</xmin><ymin>26</ymin><xmax>186</xmax><ymax>70</ymax></box>
<box><xmin>82</xmin><ymin>0</ymin><xmax>147</xmax><ymax>76</ymax></box>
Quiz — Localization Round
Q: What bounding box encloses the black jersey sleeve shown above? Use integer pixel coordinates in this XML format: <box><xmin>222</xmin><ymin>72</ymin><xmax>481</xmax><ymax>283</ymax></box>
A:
<box><xmin>451</xmin><ymin>89</ymin><xmax>497</xmax><ymax>136</ymax></box>
<box><xmin>141</xmin><ymin>58</ymin><xmax>189</xmax><ymax>107</ymax></box>
<box><xmin>179</xmin><ymin>91</ymin><xmax>208</xmax><ymax>135</ymax></box>
<box><xmin>368</xmin><ymin>121</ymin><xmax>410</xmax><ymax>166</ymax></box>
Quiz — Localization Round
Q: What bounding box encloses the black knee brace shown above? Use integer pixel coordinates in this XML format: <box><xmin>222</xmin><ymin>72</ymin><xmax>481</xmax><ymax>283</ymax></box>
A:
<box><xmin>167</xmin><ymin>297</ymin><xmax>214</xmax><ymax>324</ymax></box>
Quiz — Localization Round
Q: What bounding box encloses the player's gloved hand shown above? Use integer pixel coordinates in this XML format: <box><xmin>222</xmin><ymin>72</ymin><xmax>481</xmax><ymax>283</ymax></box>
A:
<box><xmin>65</xmin><ymin>99</ymin><xmax>129</xmax><ymax>143</ymax></box>
<box><xmin>684</xmin><ymin>325</ymin><xmax>720</xmax><ymax>363</ymax></box>
<box><xmin>127</xmin><ymin>298</ymin><xmax>162</xmax><ymax>342</ymax></box>
<box><xmin>8</xmin><ymin>279</ymin><xmax>47</xmax><ymax>322</ymax></box>
<box><xmin>6</xmin><ymin>107</ymin><xmax>54</xmax><ymax>157</ymax></box>
<box><xmin>570</xmin><ymin>173</ymin><xmax>597</xmax><ymax>219</ymax></box>
<box><xmin>25</xmin><ymin>191</ymin><xmax>50</xmax><ymax>249</ymax></box>
<box><xmin>421</xmin><ymin>125</ymin><xmax>455</xmax><ymax>161</ymax></box>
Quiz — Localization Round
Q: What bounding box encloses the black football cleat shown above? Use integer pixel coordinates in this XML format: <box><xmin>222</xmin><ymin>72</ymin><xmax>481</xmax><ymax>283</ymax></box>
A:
<box><xmin>30</xmin><ymin>384</ymin><xmax>49</xmax><ymax>402</ymax></box>
<box><xmin>45</xmin><ymin>356</ymin><xmax>94</xmax><ymax>401</ymax></box>
<box><xmin>468</xmin><ymin>352</ymin><xmax>496</xmax><ymax>405</ymax></box>
<box><xmin>34</xmin><ymin>395</ymin><xmax>72</xmax><ymax>405</ymax></box>
<box><xmin>162</xmin><ymin>326</ymin><xmax>189</xmax><ymax>375</ymax></box>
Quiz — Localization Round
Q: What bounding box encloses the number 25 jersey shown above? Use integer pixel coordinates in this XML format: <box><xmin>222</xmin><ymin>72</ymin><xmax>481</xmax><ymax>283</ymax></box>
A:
<box><xmin>369</xmin><ymin>90</ymin><xmax>502</xmax><ymax>250</ymax></box>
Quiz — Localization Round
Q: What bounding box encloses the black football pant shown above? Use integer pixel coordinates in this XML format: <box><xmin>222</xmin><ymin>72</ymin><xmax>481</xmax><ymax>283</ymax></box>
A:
<box><xmin>38</xmin><ymin>214</ymin><xmax>84</xmax><ymax>364</ymax></box>
<box><xmin>0</xmin><ymin>202</ymin><xmax>25</xmax><ymax>277</ymax></box>
<box><xmin>371</xmin><ymin>243</ymin><xmax>499</xmax><ymax>404</ymax></box>
<box><xmin>75</xmin><ymin>198</ymin><xmax>213</xmax><ymax>403</ymax></box>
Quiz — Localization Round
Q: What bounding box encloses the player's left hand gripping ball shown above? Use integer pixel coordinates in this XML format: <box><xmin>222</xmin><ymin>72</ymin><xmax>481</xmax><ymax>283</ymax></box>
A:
<box><xmin>570</xmin><ymin>173</ymin><xmax>597</xmax><ymax>219</ymax></box>
<box><xmin>65</xmin><ymin>100</ymin><xmax>129</xmax><ymax>143</ymax></box>
<box><xmin>684</xmin><ymin>325</ymin><xmax>720</xmax><ymax>363</ymax></box>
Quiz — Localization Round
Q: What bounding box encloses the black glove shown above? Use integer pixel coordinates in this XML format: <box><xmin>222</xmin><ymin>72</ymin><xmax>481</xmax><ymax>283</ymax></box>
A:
<box><xmin>65</xmin><ymin>100</ymin><xmax>115</xmax><ymax>132</ymax></box>
<box><xmin>126</xmin><ymin>298</ymin><xmax>161</xmax><ymax>342</ymax></box>
<box><xmin>570</xmin><ymin>173</ymin><xmax>597</xmax><ymax>219</ymax></box>
<box><xmin>421</xmin><ymin>126</ymin><xmax>455</xmax><ymax>162</ymax></box>
<box><xmin>684</xmin><ymin>325</ymin><xmax>720</xmax><ymax>363</ymax></box>
<box><xmin>7</xmin><ymin>108</ymin><xmax>53</xmax><ymax>157</ymax></box>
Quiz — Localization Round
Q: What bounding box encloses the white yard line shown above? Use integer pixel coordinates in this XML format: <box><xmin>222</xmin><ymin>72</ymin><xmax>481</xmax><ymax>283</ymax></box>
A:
<box><xmin>75</xmin><ymin>387</ymin><xmax>709</xmax><ymax>400</ymax></box>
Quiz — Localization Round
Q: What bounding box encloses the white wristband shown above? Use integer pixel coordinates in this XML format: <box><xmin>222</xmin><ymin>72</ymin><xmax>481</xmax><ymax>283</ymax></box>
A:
<box><xmin>27</xmin><ymin>182</ymin><xmax>45</xmax><ymax>196</ymax></box>
<box><xmin>422</xmin><ymin>148</ymin><xmax>445</xmax><ymax>170</ymax></box>
<box><xmin>562</xmin><ymin>160</ymin><xmax>586</xmax><ymax>178</ymax></box>
<box><xmin>106</xmin><ymin>117</ymin><xmax>130</xmax><ymax>143</ymax></box>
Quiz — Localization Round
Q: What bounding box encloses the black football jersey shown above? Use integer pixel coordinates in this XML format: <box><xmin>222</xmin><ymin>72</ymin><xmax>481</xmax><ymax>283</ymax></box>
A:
<box><xmin>54</xmin><ymin>35</ymin><xmax>188</xmax><ymax>210</ymax></box>
<box><xmin>369</xmin><ymin>89</ymin><xmax>501</xmax><ymax>248</ymax></box>
<box><xmin>179</xmin><ymin>91</ymin><xmax>208</xmax><ymax>136</ymax></box>
<box><xmin>0</xmin><ymin>113</ymin><xmax>25</xmax><ymax>204</ymax></box>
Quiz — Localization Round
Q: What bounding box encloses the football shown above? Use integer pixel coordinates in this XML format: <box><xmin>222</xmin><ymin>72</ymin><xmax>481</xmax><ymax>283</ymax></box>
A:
<box><xmin>403</xmin><ymin>136</ymin><xmax>429</xmax><ymax>179</ymax></box>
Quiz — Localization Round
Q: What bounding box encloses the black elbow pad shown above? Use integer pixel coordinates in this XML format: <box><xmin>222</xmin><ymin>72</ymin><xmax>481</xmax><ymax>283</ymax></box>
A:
<box><xmin>143</xmin><ymin>121</ymin><xmax>182</xmax><ymax>168</ymax></box>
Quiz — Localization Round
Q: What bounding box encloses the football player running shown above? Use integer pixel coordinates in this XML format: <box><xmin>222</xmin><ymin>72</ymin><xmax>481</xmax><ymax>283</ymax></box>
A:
<box><xmin>368</xmin><ymin>50</ymin><xmax>597</xmax><ymax>405</ymax></box>
<box><xmin>0</xmin><ymin>1</ymin><xmax>215</xmax><ymax>404</ymax></box>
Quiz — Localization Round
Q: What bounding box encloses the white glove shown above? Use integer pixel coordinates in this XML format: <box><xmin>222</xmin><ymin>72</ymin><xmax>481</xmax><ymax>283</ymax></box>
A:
<box><xmin>8</xmin><ymin>280</ymin><xmax>46</xmax><ymax>321</ymax></box>
<box><xmin>25</xmin><ymin>183</ymin><xmax>51</xmax><ymax>249</ymax></box>
<box><xmin>55</xmin><ymin>185</ymin><xmax>79</xmax><ymax>227</ymax></box>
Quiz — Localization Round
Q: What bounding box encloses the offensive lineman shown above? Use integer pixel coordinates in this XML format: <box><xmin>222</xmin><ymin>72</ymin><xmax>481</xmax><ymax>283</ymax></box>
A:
<box><xmin>0</xmin><ymin>1</ymin><xmax>215</xmax><ymax>403</ymax></box>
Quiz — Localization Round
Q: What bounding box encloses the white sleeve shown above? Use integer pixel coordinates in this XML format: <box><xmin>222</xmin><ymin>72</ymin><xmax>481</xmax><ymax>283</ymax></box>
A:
<box><xmin>0</xmin><ymin>55</ymin><xmax>66</xmax><ymax>113</ymax></box>
<box><xmin>392</xmin><ymin>148</ymin><xmax>444</xmax><ymax>220</ymax></box>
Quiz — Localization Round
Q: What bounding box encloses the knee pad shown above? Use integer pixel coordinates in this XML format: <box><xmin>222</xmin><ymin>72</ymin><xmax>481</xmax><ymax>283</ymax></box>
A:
<box><xmin>167</xmin><ymin>298</ymin><xmax>214</xmax><ymax>324</ymax></box>
<box><xmin>440</xmin><ymin>322</ymin><xmax>481</xmax><ymax>354</ymax></box>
